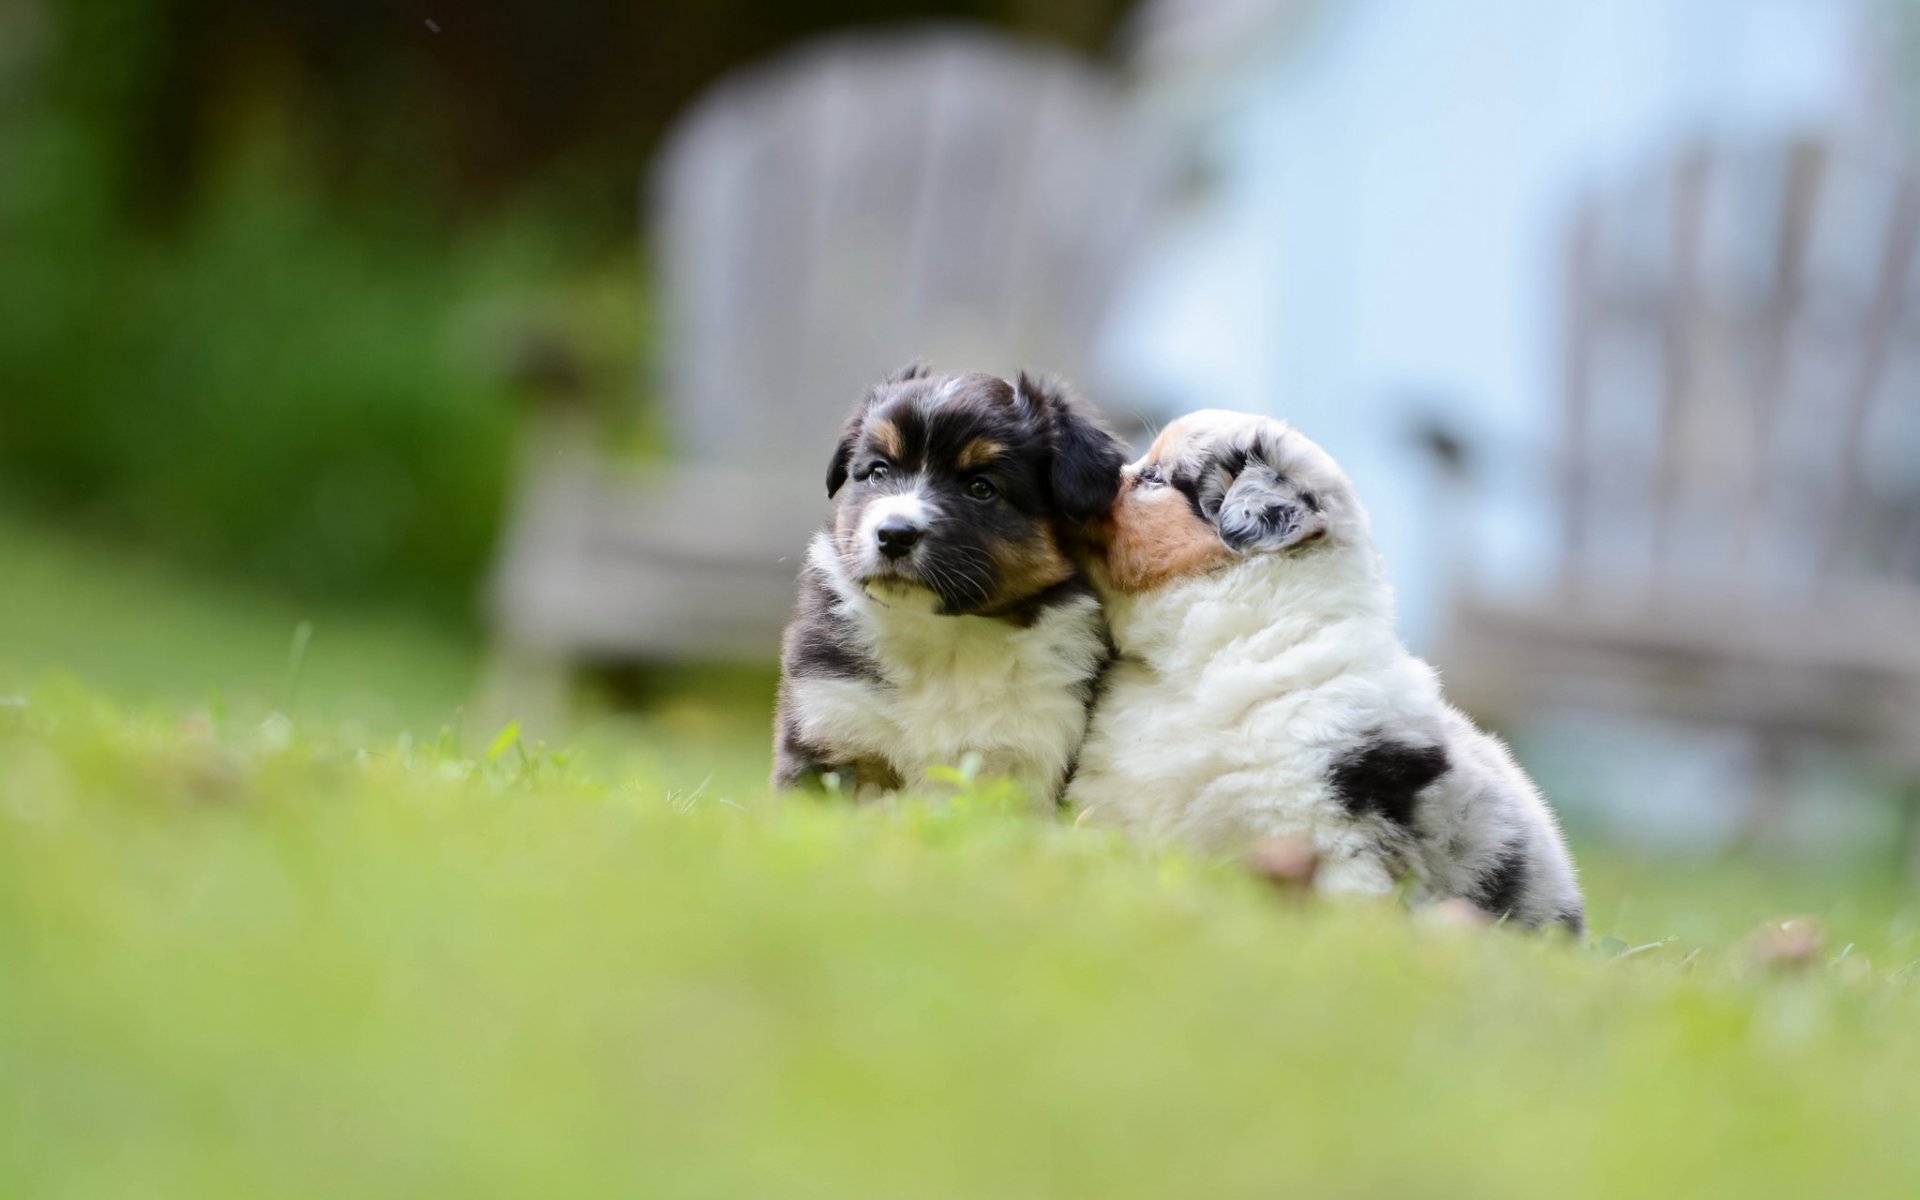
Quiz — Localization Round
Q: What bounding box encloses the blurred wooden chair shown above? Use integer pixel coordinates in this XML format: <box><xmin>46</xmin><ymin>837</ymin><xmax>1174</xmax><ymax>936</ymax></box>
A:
<box><xmin>1434</xmin><ymin>134</ymin><xmax>1920</xmax><ymax>870</ymax></box>
<box><xmin>484</xmin><ymin>27</ymin><xmax>1168</xmax><ymax>723</ymax></box>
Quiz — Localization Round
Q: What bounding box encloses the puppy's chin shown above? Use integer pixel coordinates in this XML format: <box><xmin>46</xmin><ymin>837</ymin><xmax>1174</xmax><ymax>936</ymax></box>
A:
<box><xmin>858</xmin><ymin>576</ymin><xmax>944</xmax><ymax>612</ymax></box>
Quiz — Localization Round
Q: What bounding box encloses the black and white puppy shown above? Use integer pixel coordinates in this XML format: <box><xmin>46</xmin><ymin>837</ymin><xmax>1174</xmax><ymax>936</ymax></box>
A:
<box><xmin>773</xmin><ymin>363</ymin><xmax>1126</xmax><ymax>805</ymax></box>
<box><xmin>1067</xmin><ymin>410</ymin><xmax>1585</xmax><ymax>932</ymax></box>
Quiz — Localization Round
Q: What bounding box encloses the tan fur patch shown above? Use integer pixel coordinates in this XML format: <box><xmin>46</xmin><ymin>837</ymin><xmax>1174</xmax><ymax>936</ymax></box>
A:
<box><xmin>990</xmin><ymin>529</ymin><xmax>1075</xmax><ymax>600</ymax></box>
<box><xmin>1102</xmin><ymin>485</ymin><xmax>1231</xmax><ymax>593</ymax></box>
<box><xmin>957</xmin><ymin>438</ymin><xmax>1005</xmax><ymax>471</ymax></box>
<box><xmin>868</xmin><ymin>418</ymin><xmax>905</xmax><ymax>461</ymax></box>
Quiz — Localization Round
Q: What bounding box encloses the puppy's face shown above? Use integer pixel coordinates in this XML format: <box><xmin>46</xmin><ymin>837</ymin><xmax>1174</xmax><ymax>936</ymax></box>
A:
<box><xmin>1097</xmin><ymin>409</ymin><xmax>1358</xmax><ymax>593</ymax></box>
<box><xmin>825</xmin><ymin>364</ymin><xmax>1125</xmax><ymax>616</ymax></box>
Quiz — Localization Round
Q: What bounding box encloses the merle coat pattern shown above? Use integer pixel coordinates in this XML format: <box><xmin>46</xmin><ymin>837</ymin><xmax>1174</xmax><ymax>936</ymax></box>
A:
<box><xmin>1068</xmin><ymin>409</ymin><xmax>1585</xmax><ymax>932</ymax></box>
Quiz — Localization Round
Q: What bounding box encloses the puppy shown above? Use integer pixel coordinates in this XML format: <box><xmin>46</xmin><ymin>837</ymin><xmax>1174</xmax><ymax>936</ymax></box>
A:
<box><xmin>773</xmin><ymin>363</ymin><xmax>1126</xmax><ymax>806</ymax></box>
<box><xmin>1067</xmin><ymin>410</ymin><xmax>1585</xmax><ymax>932</ymax></box>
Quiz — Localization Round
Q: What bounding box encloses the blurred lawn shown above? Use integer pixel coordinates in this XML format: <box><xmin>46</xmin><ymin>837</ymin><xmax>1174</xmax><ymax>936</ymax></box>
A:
<box><xmin>0</xmin><ymin>512</ymin><xmax>777</xmax><ymax>794</ymax></box>
<box><xmin>0</xmin><ymin>511</ymin><xmax>475</xmax><ymax>731</ymax></box>
<box><xmin>3</xmin><ymin>515</ymin><xmax>1919</xmax><ymax>1198</ymax></box>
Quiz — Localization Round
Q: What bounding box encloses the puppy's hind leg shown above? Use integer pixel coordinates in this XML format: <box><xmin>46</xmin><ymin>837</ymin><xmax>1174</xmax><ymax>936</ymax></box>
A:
<box><xmin>1459</xmin><ymin>833</ymin><xmax>1586</xmax><ymax>934</ymax></box>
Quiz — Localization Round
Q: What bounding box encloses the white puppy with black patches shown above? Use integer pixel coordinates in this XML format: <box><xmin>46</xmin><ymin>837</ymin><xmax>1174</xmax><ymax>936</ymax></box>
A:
<box><xmin>1067</xmin><ymin>410</ymin><xmax>1584</xmax><ymax>932</ymax></box>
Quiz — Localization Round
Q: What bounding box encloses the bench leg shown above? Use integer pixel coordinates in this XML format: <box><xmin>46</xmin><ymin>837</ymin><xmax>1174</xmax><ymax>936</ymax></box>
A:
<box><xmin>1900</xmin><ymin>779</ymin><xmax>1920</xmax><ymax>884</ymax></box>
<box><xmin>1737</xmin><ymin>731</ymin><xmax>1794</xmax><ymax>857</ymax></box>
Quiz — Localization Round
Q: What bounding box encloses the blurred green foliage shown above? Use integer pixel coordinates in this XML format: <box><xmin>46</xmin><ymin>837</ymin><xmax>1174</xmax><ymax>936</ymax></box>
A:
<box><xmin>0</xmin><ymin>0</ymin><xmax>533</xmax><ymax>616</ymax></box>
<box><xmin>0</xmin><ymin>137</ymin><xmax>522</xmax><ymax>614</ymax></box>
<box><xmin>0</xmin><ymin>0</ymin><xmax>1129</xmax><ymax>618</ymax></box>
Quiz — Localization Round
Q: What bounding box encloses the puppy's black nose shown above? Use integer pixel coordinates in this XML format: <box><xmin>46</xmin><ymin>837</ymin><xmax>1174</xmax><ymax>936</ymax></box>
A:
<box><xmin>875</xmin><ymin>519</ymin><xmax>924</xmax><ymax>559</ymax></box>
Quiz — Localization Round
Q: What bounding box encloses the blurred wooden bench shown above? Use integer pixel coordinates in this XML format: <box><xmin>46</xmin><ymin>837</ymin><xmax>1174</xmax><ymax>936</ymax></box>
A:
<box><xmin>483</xmin><ymin>27</ymin><xmax>1167</xmax><ymax>724</ymax></box>
<box><xmin>1434</xmin><ymin>135</ymin><xmax>1920</xmax><ymax>869</ymax></box>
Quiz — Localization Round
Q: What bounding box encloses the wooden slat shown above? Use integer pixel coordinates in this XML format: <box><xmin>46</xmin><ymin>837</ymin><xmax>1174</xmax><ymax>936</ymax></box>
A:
<box><xmin>1818</xmin><ymin>170</ymin><xmax>1920</xmax><ymax>579</ymax></box>
<box><xmin>1648</xmin><ymin>143</ymin><xmax>1712</xmax><ymax>587</ymax></box>
<box><xmin>1558</xmin><ymin>202</ymin><xmax>1598</xmax><ymax>591</ymax></box>
<box><xmin>1897</xmin><ymin>506</ymin><xmax>1920</xmax><ymax>582</ymax></box>
<box><xmin>1733</xmin><ymin>138</ymin><xmax>1824</xmax><ymax>582</ymax></box>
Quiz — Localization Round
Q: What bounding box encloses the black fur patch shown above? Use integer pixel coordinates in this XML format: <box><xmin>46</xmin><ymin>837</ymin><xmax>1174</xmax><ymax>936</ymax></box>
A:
<box><xmin>980</xmin><ymin>573</ymin><xmax>1098</xmax><ymax>629</ymax></box>
<box><xmin>1019</xmin><ymin>372</ymin><xmax>1125</xmax><ymax>526</ymax></box>
<box><xmin>1473</xmin><ymin>844</ymin><xmax>1529</xmax><ymax>920</ymax></box>
<box><xmin>1327</xmin><ymin>738</ymin><xmax>1450</xmax><ymax>827</ymax></box>
<box><xmin>781</xmin><ymin>563</ymin><xmax>883</xmax><ymax>682</ymax></box>
<box><xmin>786</xmin><ymin>632</ymin><xmax>877</xmax><ymax>681</ymax></box>
<box><xmin>1170</xmin><ymin>472</ymin><xmax>1210</xmax><ymax>523</ymax></box>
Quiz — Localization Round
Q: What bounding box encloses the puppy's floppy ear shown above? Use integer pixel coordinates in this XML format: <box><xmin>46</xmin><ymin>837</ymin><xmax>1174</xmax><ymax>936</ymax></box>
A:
<box><xmin>1212</xmin><ymin>439</ymin><xmax>1329</xmax><ymax>554</ymax></box>
<box><xmin>1016</xmin><ymin>371</ymin><xmax>1126</xmax><ymax>526</ymax></box>
<box><xmin>825</xmin><ymin>403</ymin><xmax>865</xmax><ymax>498</ymax></box>
<box><xmin>828</xmin><ymin>360</ymin><xmax>932</xmax><ymax>497</ymax></box>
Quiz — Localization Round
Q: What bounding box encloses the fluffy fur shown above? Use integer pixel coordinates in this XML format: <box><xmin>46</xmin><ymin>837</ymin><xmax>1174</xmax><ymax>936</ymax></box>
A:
<box><xmin>773</xmin><ymin>364</ymin><xmax>1125</xmax><ymax>806</ymax></box>
<box><xmin>1068</xmin><ymin>410</ymin><xmax>1585</xmax><ymax>931</ymax></box>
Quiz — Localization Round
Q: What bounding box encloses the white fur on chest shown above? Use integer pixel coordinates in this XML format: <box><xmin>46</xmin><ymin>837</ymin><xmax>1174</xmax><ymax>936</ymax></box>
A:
<box><xmin>790</xmin><ymin>535</ymin><xmax>1107</xmax><ymax>800</ymax></box>
<box><xmin>1069</xmin><ymin>554</ymin><xmax>1440</xmax><ymax>864</ymax></box>
<box><xmin>1071</xmin><ymin>543</ymin><xmax>1583</xmax><ymax>925</ymax></box>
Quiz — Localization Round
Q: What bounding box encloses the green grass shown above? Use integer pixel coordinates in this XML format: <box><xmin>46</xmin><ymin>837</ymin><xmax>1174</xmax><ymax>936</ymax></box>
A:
<box><xmin>4</xmin><ymin>516</ymin><xmax>1919</xmax><ymax>1197</ymax></box>
<box><xmin>0</xmin><ymin>513</ymin><xmax>775</xmax><ymax>793</ymax></box>
<box><xmin>2</xmin><ymin>687</ymin><xmax>1918</xmax><ymax>1200</ymax></box>
<box><xmin>0</xmin><ymin>512</ymin><xmax>475</xmax><ymax>732</ymax></box>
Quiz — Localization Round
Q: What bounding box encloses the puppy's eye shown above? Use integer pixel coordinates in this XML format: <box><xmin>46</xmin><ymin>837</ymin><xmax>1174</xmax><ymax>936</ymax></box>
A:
<box><xmin>1136</xmin><ymin>465</ymin><xmax>1166</xmax><ymax>487</ymax></box>
<box><xmin>966</xmin><ymin>476</ymin><xmax>998</xmax><ymax>501</ymax></box>
<box><xmin>865</xmin><ymin>462</ymin><xmax>890</xmax><ymax>482</ymax></box>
